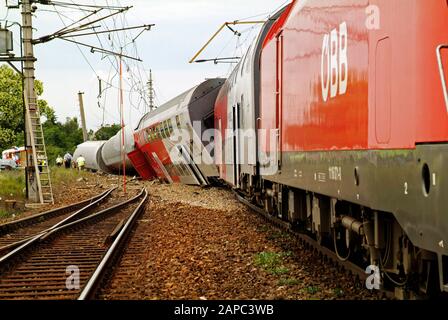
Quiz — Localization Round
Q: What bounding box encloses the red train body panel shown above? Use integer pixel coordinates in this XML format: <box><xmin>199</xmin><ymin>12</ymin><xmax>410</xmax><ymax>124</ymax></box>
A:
<box><xmin>214</xmin><ymin>0</ymin><xmax>448</xmax><ymax>294</ymax></box>
<box><xmin>127</xmin><ymin>148</ymin><xmax>156</xmax><ymax>180</ymax></box>
<box><xmin>260</xmin><ymin>0</ymin><xmax>448</xmax><ymax>154</ymax></box>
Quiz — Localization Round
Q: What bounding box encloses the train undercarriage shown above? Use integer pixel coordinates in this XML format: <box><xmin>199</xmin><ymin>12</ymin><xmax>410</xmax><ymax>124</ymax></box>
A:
<box><xmin>234</xmin><ymin>146</ymin><xmax>448</xmax><ymax>299</ymax></box>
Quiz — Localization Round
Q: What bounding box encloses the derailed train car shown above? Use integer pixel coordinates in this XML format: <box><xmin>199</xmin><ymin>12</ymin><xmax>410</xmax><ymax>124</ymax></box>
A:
<box><xmin>73</xmin><ymin>141</ymin><xmax>109</xmax><ymax>172</ymax></box>
<box><xmin>100</xmin><ymin>126</ymin><xmax>135</xmax><ymax>174</ymax></box>
<box><xmin>130</xmin><ymin>78</ymin><xmax>225</xmax><ymax>185</ymax></box>
<box><xmin>74</xmin><ymin>78</ymin><xmax>224</xmax><ymax>184</ymax></box>
<box><xmin>74</xmin><ymin>128</ymin><xmax>135</xmax><ymax>174</ymax></box>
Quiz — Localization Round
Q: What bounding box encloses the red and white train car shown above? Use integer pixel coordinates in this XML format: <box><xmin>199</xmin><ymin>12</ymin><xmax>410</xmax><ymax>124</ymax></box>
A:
<box><xmin>216</xmin><ymin>0</ymin><xmax>448</xmax><ymax>295</ymax></box>
<box><xmin>130</xmin><ymin>79</ymin><xmax>225</xmax><ymax>185</ymax></box>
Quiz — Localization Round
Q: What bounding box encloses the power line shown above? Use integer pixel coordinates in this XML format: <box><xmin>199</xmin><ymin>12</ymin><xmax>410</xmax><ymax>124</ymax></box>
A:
<box><xmin>47</xmin><ymin>0</ymin><xmax>127</xmax><ymax>11</ymax></box>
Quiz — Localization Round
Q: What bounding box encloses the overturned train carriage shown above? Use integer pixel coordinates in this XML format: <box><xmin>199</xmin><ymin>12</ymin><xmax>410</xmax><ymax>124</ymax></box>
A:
<box><xmin>73</xmin><ymin>126</ymin><xmax>136</xmax><ymax>174</ymax></box>
<box><xmin>130</xmin><ymin>78</ymin><xmax>225</xmax><ymax>185</ymax></box>
<box><xmin>73</xmin><ymin>141</ymin><xmax>109</xmax><ymax>173</ymax></box>
<box><xmin>101</xmin><ymin>126</ymin><xmax>136</xmax><ymax>174</ymax></box>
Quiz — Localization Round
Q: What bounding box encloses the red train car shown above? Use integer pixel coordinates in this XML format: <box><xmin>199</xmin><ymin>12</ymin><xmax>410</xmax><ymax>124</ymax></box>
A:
<box><xmin>216</xmin><ymin>0</ymin><xmax>448</xmax><ymax>296</ymax></box>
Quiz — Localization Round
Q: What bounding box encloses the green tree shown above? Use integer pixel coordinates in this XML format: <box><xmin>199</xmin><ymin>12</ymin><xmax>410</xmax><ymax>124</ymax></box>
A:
<box><xmin>43</xmin><ymin>117</ymin><xmax>84</xmax><ymax>163</ymax></box>
<box><xmin>0</xmin><ymin>65</ymin><xmax>56</xmax><ymax>151</ymax></box>
<box><xmin>94</xmin><ymin>124</ymin><xmax>121</xmax><ymax>141</ymax></box>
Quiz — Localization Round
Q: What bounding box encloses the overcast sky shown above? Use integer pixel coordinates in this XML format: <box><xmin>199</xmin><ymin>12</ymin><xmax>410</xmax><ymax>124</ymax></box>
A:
<box><xmin>1</xmin><ymin>0</ymin><xmax>287</xmax><ymax>130</ymax></box>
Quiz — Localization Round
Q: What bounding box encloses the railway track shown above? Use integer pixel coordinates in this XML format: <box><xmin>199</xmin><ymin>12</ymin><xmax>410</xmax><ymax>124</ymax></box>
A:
<box><xmin>0</xmin><ymin>188</ymin><xmax>148</xmax><ymax>300</ymax></box>
<box><xmin>0</xmin><ymin>188</ymin><xmax>116</xmax><ymax>256</ymax></box>
<box><xmin>233</xmin><ymin>191</ymin><xmax>390</xmax><ymax>299</ymax></box>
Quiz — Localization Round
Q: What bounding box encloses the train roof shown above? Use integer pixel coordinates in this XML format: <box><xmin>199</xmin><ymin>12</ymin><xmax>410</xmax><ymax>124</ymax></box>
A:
<box><xmin>136</xmin><ymin>78</ymin><xmax>225</xmax><ymax>130</ymax></box>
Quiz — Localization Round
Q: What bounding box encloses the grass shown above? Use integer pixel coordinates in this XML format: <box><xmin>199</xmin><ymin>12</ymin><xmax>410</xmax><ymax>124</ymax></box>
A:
<box><xmin>0</xmin><ymin>167</ymin><xmax>90</xmax><ymax>219</ymax></box>
<box><xmin>0</xmin><ymin>209</ymin><xmax>12</xmax><ymax>219</ymax></box>
<box><xmin>333</xmin><ymin>287</ymin><xmax>345</xmax><ymax>298</ymax></box>
<box><xmin>257</xmin><ymin>225</ymin><xmax>270</xmax><ymax>233</ymax></box>
<box><xmin>254</xmin><ymin>251</ymin><xmax>291</xmax><ymax>276</ymax></box>
<box><xmin>0</xmin><ymin>170</ymin><xmax>26</xmax><ymax>200</ymax></box>
<box><xmin>50</xmin><ymin>166</ymin><xmax>90</xmax><ymax>185</ymax></box>
<box><xmin>267</xmin><ymin>231</ymin><xmax>291</xmax><ymax>240</ymax></box>
<box><xmin>278</xmin><ymin>278</ymin><xmax>300</xmax><ymax>286</ymax></box>
<box><xmin>305</xmin><ymin>286</ymin><xmax>320</xmax><ymax>295</ymax></box>
<box><xmin>0</xmin><ymin>167</ymin><xmax>88</xmax><ymax>200</ymax></box>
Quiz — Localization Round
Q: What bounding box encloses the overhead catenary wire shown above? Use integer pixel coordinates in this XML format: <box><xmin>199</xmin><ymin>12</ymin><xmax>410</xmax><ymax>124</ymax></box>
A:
<box><xmin>49</xmin><ymin>0</ymin><xmax>127</xmax><ymax>11</ymax></box>
<box><xmin>51</xmin><ymin>5</ymin><xmax>125</xmax><ymax>125</ymax></box>
<box><xmin>98</xmin><ymin>0</ymin><xmax>154</xmax><ymax>128</ymax></box>
<box><xmin>50</xmin><ymin>1</ymin><xmax>154</xmax><ymax>127</ymax></box>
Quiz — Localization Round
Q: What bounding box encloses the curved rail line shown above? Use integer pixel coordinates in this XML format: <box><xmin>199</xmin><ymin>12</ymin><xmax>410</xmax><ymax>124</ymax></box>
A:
<box><xmin>79</xmin><ymin>189</ymin><xmax>149</xmax><ymax>300</ymax></box>
<box><xmin>0</xmin><ymin>188</ymin><xmax>116</xmax><ymax>256</ymax></box>
<box><xmin>0</xmin><ymin>188</ymin><xmax>148</xmax><ymax>300</ymax></box>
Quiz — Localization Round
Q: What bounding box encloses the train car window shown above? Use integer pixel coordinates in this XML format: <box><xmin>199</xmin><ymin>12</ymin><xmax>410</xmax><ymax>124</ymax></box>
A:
<box><xmin>157</xmin><ymin>124</ymin><xmax>162</xmax><ymax>139</ymax></box>
<box><xmin>164</xmin><ymin>120</ymin><xmax>170</xmax><ymax>137</ymax></box>
<box><xmin>178</xmin><ymin>163</ymin><xmax>187</xmax><ymax>177</ymax></box>
<box><xmin>162</xmin><ymin>120</ymin><xmax>166</xmax><ymax>137</ymax></box>
<box><xmin>181</xmin><ymin>163</ymin><xmax>189</xmax><ymax>176</ymax></box>
<box><xmin>176</xmin><ymin>115</ymin><xmax>181</xmax><ymax>128</ymax></box>
<box><xmin>171</xmin><ymin>164</ymin><xmax>180</xmax><ymax>177</ymax></box>
<box><xmin>161</xmin><ymin>122</ymin><xmax>166</xmax><ymax>139</ymax></box>
<box><xmin>202</xmin><ymin>111</ymin><xmax>214</xmax><ymax>130</ymax></box>
<box><xmin>148</xmin><ymin>128</ymin><xmax>154</xmax><ymax>142</ymax></box>
<box><xmin>166</xmin><ymin>120</ymin><xmax>171</xmax><ymax>136</ymax></box>
<box><xmin>163</xmin><ymin>122</ymin><xmax>167</xmax><ymax>139</ymax></box>
<box><xmin>144</xmin><ymin>129</ymin><xmax>149</xmax><ymax>143</ymax></box>
<box><xmin>175</xmin><ymin>163</ymin><xmax>183</xmax><ymax>176</ymax></box>
<box><xmin>175</xmin><ymin>164</ymin><xmax>183</xmax><ymax>176</ymax></box>
<box><xmin>168</xmin><ymin>119</ymin><xmax>173</xmax><ymax>135</ymax></box>
<box><xmin>151</xmin><ymin>127</ymin><xmax>156</xmax><ymax>141</ymax></box>
<box><xmin>167</xmin><ymin>164</ymin><xmax>173</xmax><ymax>177</ymax></box>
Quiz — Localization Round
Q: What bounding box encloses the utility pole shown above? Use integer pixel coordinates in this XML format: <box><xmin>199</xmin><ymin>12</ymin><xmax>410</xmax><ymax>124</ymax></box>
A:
<box><xmin>22</xmin><ymin>0</ymin><xmax>38</xmax><ymax>203</ymax></box>
<box><xmin>147</xmin><ymin>69</ymin><xmax>155</xmax><ymax>112</ymax></box>
<box><xmin>22</xmin><ymin>0</ymin><xmax>54</xmax><ymax>204</ymax></box>
<box><xmin>78</xmin><ymin>91</ymin><xmax>88</xmax><ymax>142</ymax></box>
<box><xmin>119</xmin><ymin>53</ymin><xmax>126</xmax><ymax>194</ymax></box>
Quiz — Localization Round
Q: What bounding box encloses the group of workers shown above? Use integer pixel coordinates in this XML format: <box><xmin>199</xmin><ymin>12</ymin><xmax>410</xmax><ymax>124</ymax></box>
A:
<box><xmin>55</xmin><ymin>153</ymin><xmax>86</xmax><ymax>171</ymax></box>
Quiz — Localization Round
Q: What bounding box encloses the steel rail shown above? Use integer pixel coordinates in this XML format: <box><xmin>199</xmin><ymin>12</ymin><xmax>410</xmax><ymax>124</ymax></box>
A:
<box><xmin>78</xmin><ymin>189</ymin><xmax>149</xmax><ymax>300</ymax></box>
<box><xmin>0</xmin><ymin>187</ymin><xmax>139</xmax><ymax>268</ymax></box>
<box><xmin>233</xmin><ymin>190</ymin><xmax>368</xmax><ymax>282</ymax></box>
<box><xmin>47</xmin><ymin>187</ymin><xmax>116</xmax><ymax>230</ymax></box>
<box><xmin>0</xmin><ymin>188</ymin><xmax>111</xmax><ymax>235</ymax></box>
<box><xmin>0</xmin><ymin>188</ymin><xmax>116</xmax><ymax>255</ymax></box>
<box><xmin>40</xmin><ymin>188</ymin><xmax>146</xmax><ymax>241</ymax></box>
<box><xmin>0</xmin><ymin>189</ymin><xmax>146</xmax><ymax>300</ymax></box>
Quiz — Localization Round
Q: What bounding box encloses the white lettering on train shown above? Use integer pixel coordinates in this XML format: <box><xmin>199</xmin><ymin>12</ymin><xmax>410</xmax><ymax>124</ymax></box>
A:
<box><xmin>321</xmin><ymin>22</ymin><xmax>348</xmax><ymax>102</ymax></box>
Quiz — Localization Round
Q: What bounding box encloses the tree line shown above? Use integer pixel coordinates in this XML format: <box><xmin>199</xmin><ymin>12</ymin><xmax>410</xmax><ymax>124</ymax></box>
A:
<box><xmin>0</xmin><ymin>65</ymin><xmax>120</xmax><ymax>163</ymax></box>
